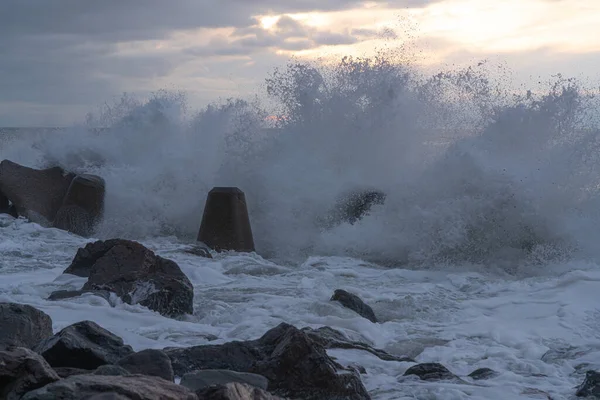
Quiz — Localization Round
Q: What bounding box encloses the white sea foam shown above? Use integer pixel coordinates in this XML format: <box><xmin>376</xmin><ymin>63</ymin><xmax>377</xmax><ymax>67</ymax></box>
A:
<box><xmin>2</xmin><ymin>53</ymin><xmax>600</xmax><ymax>399</ymax></box>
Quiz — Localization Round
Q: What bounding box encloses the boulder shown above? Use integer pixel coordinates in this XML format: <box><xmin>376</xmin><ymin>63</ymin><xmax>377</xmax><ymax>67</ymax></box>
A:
<box><xmin>403</xmin><ymin>363</ymin><xmax>460</xmax><ymax>382</ymax></box>
<box><xmin>330</xmin><ymin>289</ymin><xmax>377</xmax><ymax>323</ymax></box>
<box><xmin>54</xmin><ymin>174</ymin><xmax>105</xmax><ymax>236</ymax></box>
<box><xmin>20</xmin><ymin>374</ymin><xmax>198</xmax><ymax>400</ymax></box>
<box><xmin>33</xmin><ymin>320</ymin><xmax>133</xmax><ymax>369</ymax></box>
<box><xmin>468</xmin><ymin>367</ymin><xmax>498</xmax><ymax>380</ymax></box>
<box><xmin>0</xmin><ymin>347</ymin><xmax>60</xmax><ymax>400</ymax></box>
<box><xmin>301</xmin><ymin>326</ymin><xmax>413</xmax><ymax>362</ymax></box>
<box><xmin>0</xmin><ymin>303</ymin><xmax>53</xmax><ymax>350</ymax></box>
<box><xmin>52</xmin><ymin>367</ymin><xmax>89</xmax><ymax>378</ymax></box>
<box><xmin>576</xmin><ymin>370</ymin><xmax>600</xmax><ymax>397</ymax></box>
<box><xmin>88</xmin><ymin>394</ymin><xmax>130</xmax><ymax>400</ymax></box>
<box><xmin>93</xmin><ymin>365</ymin><xmax>131</xmax><ymax>376</ymax></box>
<box><xmin>165</xmin><ymin>323</ymin><xmax>371</xmax><ymax>400</ymax></box>
<box><xmin>117</xmin><ymin>349</ymin><xmax>174</xmax><ymax>381</ymax></box>
<box><xmin>195</xmin><ymin>382</ymin><xmax>284</xmax><ymax>400</ymax></box>
<box><xmin>61</xmin><ymin>239</ymin><xmax>194</xmax><ymax>317</ymax></box>
<box><xmin>181</xmin><ymin>370</ymin><xmax>269</xmax><ymax>392</ymax></box>
<box><xmin>0</xmin><ymin>160</ymin><xmax>75</xmax><ymax>225</ymax></box>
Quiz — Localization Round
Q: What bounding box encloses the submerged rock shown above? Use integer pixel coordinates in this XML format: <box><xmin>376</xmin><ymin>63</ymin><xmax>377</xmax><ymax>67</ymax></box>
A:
<box><xmin>0</xmin><ymin>303</ymin><xmax>53</xmax><ymax>350</ymax></box>
<box><xmin>21</xmin><ymin>374</ymin><xmax>198</xmax><ymax>400</ymax></box>
<box><xmin>56</xmin><ymin>239</ymin><xmax>194</xmax><ymax>317</ymax></box>
<box><xmin>468</xmin><ymin>367</ymin><xmax>498</xmax><ymax>380</ymax></box>
<box><xmin>403</xmin><ymin>363</ymin><xmax>460</xmax><ymax>381</ymax></box>
<box><xmin>330</xmin><ymin>289</ymin><xmax>378</xmax><ymax>323</ymax></box>
<box><xmin>33</xmin><ymin>320</ymin><xmax>133</xmax><ymax>370</ymax></box>
<box><xmin>0</xmin><ymin>347</ymin><xmax>60</xmax><ymax>400</ymax></box>
<box><xmin>576</xmin><ymin>370</ymin><xmax>600</xmax><ymax>397</ymax></box>
<box><xmin>165</xmin><ymin>323</ymin><xmax>371</xmax><ymax>400</ymax></box>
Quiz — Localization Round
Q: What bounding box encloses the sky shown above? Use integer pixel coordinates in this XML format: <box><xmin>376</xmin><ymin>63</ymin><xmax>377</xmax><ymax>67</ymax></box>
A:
<box><xmin>1</xmin><ymin>0</ymin><xmax>599</xmax><ymax>126</ymax></box>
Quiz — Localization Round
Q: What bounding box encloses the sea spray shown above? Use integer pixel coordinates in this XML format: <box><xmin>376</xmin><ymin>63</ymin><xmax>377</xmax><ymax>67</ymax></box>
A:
<box><xmin>1</xmin><ymin>54</ymin><xmax>599</xmax><ymax>269</ymax></box>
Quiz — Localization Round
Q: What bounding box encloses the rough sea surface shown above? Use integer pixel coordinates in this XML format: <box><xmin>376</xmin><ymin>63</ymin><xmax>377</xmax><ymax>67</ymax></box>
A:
<box><xmin>2</xmin><ymin>55</ymin><xmax>600</xmax><ymax>399</ymax></box>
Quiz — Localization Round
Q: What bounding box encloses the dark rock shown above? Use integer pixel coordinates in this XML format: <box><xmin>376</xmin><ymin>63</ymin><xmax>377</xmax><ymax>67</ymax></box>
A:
<box><xmin>468</xmin><ymin>367</ymin><xmax>498</xmax><ymax>380</ymax></box>
<box><xmin>542</xmin><ymin>345</ymin><xmax>595</xmax><ymax>364</ymax></box>
<box><xmin>117</xmin><ymin>349</ymin><xmax>174</xmax><ymax>381</ymax></box>
<box><xmin>318</xmin><ymin>189</ymin><xmax>386</xmax><ymax>228</ymax></box>
<box><xmin>301</xmin><ymin>326</ymin><xmax>413</xmax><ymax>362</ymax></box>
<box><xmin>184</xmin><ymin>242</ymin><xmax>213</xmax><ymax>258</ymax></box>
<box><xmin>0</xmin><ymin>347</ymin><xmax>60</xmax><ymax>400</ymax></box>
<box><xmin>93</xmin><ymin>365</ymin><xmax>131</xmax><ymax>376</ymax></box>
<box><xmin>33</xmin><ymin>320</ymin><xmax>133</xmax><ymax>369</ymax></box>
<box><xmin>180</xmin><ymin>370</ymin><xmax>269</xmax><ymax>392</ymax></box>
<box><xmin>403</xmin><ymin>363</ymin><xmax>459</xmax><ymax>381</ymax></box>
<box><xmin>0</xmin><ymin>302</ymin><xmax>53</xmax><ymax>350</ymax></box>
<box><xmin>330</xmin><ymin>289</ymin><xmax>377</xmax><ymax>323</ymax></box>
<box><xmin>52</xmin><ymin>367</ymin><xmax>89</xmax><ymax>378</ymax></box>
<box><xmin>88</xmin><ymin>393</ymin><xmax>130</xmax><ymax>400</ymax></box>
<box><xmin>197</xmin><ymin>187</ymin><xmax>255</xmax><ymax>253</ymax></box>
<box><xmin>195</xmin><ymin>382</ymin><xmax>284</xmax><ymax>400</ymax></box>
<box><xmin>165</xmin><ymin>323</ymin><xmax>370</xmax><ymax>400</ymax></box>
<box><xmin>47</xmin><ymin>289</ymin><xmax>112</xmax><ymax>302</ymax></box>
<box><xmin>0</xmin><ymin>160</ymin><xmax>75</xmax><ymax>225</ymax></box>
<box><xmin>20</xmin><ymin>374</ymin><xmax>198</xmax><ymax>400</ymax></box>
<box><xmin>521</xmin><ymin>388</ymin><xmax>552</xmax><ymax>399</ymax></box>
<box><xmin>62</xmin><ymin>239</ymin><xmax>194</xmax><ymax>317</ymax></box>
<box><xmin>576</xmin><ymin>370</ymin><xmax>600</xmax><ymax>397</ymax></box>
<box><xmin>54</xmin><ymin>174</ymin><xmax>105</xmax><ymax>236</ymax></box>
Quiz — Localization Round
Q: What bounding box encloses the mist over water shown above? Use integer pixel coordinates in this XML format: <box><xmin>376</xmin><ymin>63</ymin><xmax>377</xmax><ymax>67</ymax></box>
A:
<box><xmin>2</xmin><ymin>53</ymin><xmax>600</xmax><ymax>270</ymax></box>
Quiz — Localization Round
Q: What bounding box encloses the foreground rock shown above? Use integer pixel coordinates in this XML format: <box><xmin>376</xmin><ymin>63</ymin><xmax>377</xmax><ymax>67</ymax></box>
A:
<box><xmin>330</xmin><ymin>289</ymin><xmax>378</xmax><ymax>323</ymax></box>
<box><xmin>117</xmin><ymin>349</ymin><xmax>174</xmax><ymax>381</ymax></box>
<box><xmin>0</xmin><ymin>159</ymin><xmax>105</xmax><ymax>235</ymax></box>
<box><xmin>181</xmin><ymin>370</ymin><xmax>269</xmax><ymax>392</ymax></box>
<box><xmin>577</xmin><ymin>370</ymin><xmax>600</xmax><ymax>397</ymax></box>
<box><xmin>302</xmin><ymin>326</ymin><xmax>413</xmax><ymax>362</ymax></box>
<box><xmin>0</xmin><ymin>347</ymin><xmax>60</xmax><ymax>400</ymax></box>
<box><xmin>165</xmin><ymin>323</ymin><xmax>371</xmax><ymax>400</ymax></box>
<box><xmin>34</xmin><ymin>320</ymin><xmax>133</xmax><ymax>369</ymax></box>
<box><xmin>21</xmin><ymin>374</ymin><xmax>197</xmax><ymax>400</ymax></box>
<box><xmin>52</xmin><ymin>239</ymin><xmax>194</xmax><ymax>317</ymax></box>
<box><xmin>0</xmin><ymin>303</ymin><xmax>53</xmax><ymax>350</ymax></box>
<box><xmin>196</xmin><ymin>382</ymin><xmax>284</xmax><ymax>400</ymax></box>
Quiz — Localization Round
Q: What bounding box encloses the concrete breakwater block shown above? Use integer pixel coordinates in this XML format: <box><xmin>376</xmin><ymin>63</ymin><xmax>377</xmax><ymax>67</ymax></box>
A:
<box><xmin>197</xmin><ymin>187</ymin><xmax>255</xmax><ymax>252</ymax></box>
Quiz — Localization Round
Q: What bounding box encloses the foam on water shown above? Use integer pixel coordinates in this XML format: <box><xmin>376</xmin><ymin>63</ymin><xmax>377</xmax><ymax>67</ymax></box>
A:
<box><xmin>2</xmin><ymin>52</ymin><xmax>600</xmax><ymax>399</ymax></box>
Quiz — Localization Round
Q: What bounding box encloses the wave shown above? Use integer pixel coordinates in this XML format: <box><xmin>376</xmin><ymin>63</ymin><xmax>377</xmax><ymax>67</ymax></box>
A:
<box><xmin>1</xmin><ymin>53</ymin><xmax>600</xmax><ymax>269</ymax></box>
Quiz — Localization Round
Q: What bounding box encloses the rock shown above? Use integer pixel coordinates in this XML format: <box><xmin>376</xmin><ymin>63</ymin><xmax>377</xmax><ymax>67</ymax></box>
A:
<box><xmin>184</xmin><ymin>242</ymin><xmax>213</xmax><ymax>258</ymax></box>
<box><xmin>33</xmin><ymin>320</ymin><xmax>134</xmax><ymax>369</ymax></box>
<box><xmin>403</xmin><ymin>363</ymin><xmax>460</xmax><ymax>381</ymax></box>
<box><xmin>0</xmin><ymin>303</ymin><xmax>53</xmax><ymax>350</ymax></box>
<box><xmin>0</xmin><ymin>160</ymin><xmax>75</xmax><ymax>225</ymax></box>
<box><xmin>576</xmin><ymin>370</ymin><xmax>600</xmax><ymax>397</ymax></box>
<box><xmin>0</xmin><ymin>347</ymin><xmax>60</xmax><ymax>400</ymax></box>
<box><xmin>52</xmin><ymin>367</ymin><xmax>89</xmax><ymax>378</ymax></box>
<box><xmin>318</xmin><ymin>189</ymin><xmax>386</xmax><ymax>228</ymax></box>
<box><xmin>93</xmin><ymin>365</ymin><xmax>131</xmax><ymax>376</ymax></box>
<box><xmin>468</xmin><ymin>367</ymin><xmax>498</xmax><ymax>380</ymax></box>
<box><xmin>20</xmin><ymin>374</ymin><xmax>198</xmax><ymax>400</ymax></box>
<box><xmin>88</xmin><ymin>393</ymin><xmax>130</xmax><ymax>400</ymax></box>
<box><xmin>54</xmin><ymin>174</ymin><xmax>105</xmax><ymax>236</ymax></box>
<box><xmin>301</xmin><ymin>326</ymin><xmax>413</xmax><ymax>362</ymax></box>
<box><xmin>117</xmin><ymin>349</ymin><xmax>174</xmax><ymax>381</ymax></box>
<box><xmin>165</xmin><ymin>323</ymin><xmax>370</xmax><ymax>400</ymax></box>
<box><xmin>181</xmin><ymin>370</ymin><xmax>269</xmax><ymax>392</ymax></box>
<box><xmin>197</xmin><ymin>187</ymin><xmax>255</xmax><ymax>253</ymax></box>
<box><xmin>62</xmin><ymin>239</ymin><xmax>194</xmax><ymax>317</ymax></box>
<box><xmin>47</xmin><ymin>289</ymin><xmax>112</xmax><ymax>302</ymax></box>
<box><xmin>195</xmin><ymin>382</ymin><xmax>284</xmax><ymax>400</ymax></box>
<box><xmin>330</xmin><ymin>289</ymin><xmax>377</xmax><ymax>323</ymax></box>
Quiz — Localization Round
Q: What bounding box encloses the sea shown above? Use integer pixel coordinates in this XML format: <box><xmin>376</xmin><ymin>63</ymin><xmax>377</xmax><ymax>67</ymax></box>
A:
<box><xmin>1</xmin><ymin>56</ymin><xmax>600</xmax><ymax>399</ymax></box>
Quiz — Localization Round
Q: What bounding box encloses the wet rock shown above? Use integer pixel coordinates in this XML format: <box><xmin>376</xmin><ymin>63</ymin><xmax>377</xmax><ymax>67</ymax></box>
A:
<box><xmin>195</xmin><ymin>382</ymin><xmax>284</xmax><ymax>400</ymax></box>
<box><xmin>301</xmin><ymin>326</ymin><xmax>414</xmax><ymax>362</ymax></box>
<box><xmin>93</xmin><ymin>365</ymin><xmax>131</xmax><ymax>376</ymax></box>
<box><xmin>468</xmin><ymin>367</ymin><xmax>498</xmax><ymax>380</ymax></box>
<box><xmin>403</xmin><ymin>363</ymin><xmax>459</xmax><ymax>381</ymax></box>
<box><xmin>88</xmin><ymin>393</ymin><xmax>130</xmax><ymax>400</ymax></box>
<box><xmin>0</xmin><ymin>347</ymin><xmax>60</xmax><ymax>400</ymax></box>
<box><xmin>53</xmin><ymin>367</ymin><xmax>89</xmax><ymax>378</ymax></box>
<box><xmin>184</xmin><ymin>242</ymin><xmax>213</xmax><ymax>258</ymax></box>
<box><xmin>521</xmin><ymin>388</ymin><xmax>553</xmax><ymax>399</ymax></box>
<box><xmin>330</xmin><ymin>289</ymin><xmax>377</xmax><ymax>323</ymax></box>
<box><xmin>20</xmin><ymin>374</ymin><xmax>198</xmax><ymax>400</ymax></box>
<box><xmin>576</xmin><ymin>370</ymin><xmax>600</xmax><ymax>397</ymax></box>
<box><xmin>33</xmin><ymin>320</ymin><xmax>133</xmax><ymax>370</ymax></box>
<box><xmin>0</xmin><ymin>302</ymin><xmax>53</xmax><ymax>350</ymax></box>
<box><xmin>117</xmin><ymin>349</ymin><xmax>174</xmax><ymax>381</ymax></box>
<box><xmin>54</xmin><ymin>174</ymin><xmax>105</xmax><ymax>236</ymax></box>
<box><xmin>0</xmin><ymin>160</ymin><xmax>75</xmax><ymax>225</ymax></box>
<box><xmin>181</xmin><ymin>370</ymin><xmax>269</xmax><ymax>392</ymax></box>
<box><xmin>165</xmin><ymin>322</ymin><xmax>371</xmax><ymax>400</ymax></box>
<box><xmin>62</xmin><ymin>239</ymin><xmax>194</xmax><ymax>317</ymax></box>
